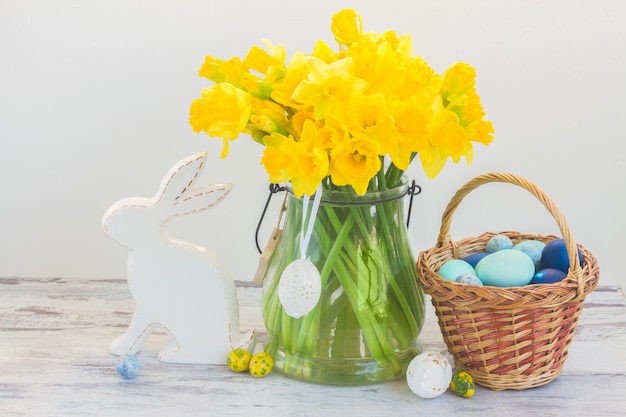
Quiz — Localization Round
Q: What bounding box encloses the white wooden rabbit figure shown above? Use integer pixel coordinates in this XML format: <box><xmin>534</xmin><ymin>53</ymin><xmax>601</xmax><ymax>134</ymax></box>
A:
<box><xmin>102</xmin><ymin>151</ymin><xmax>255</xmax><ymax>364</ymax></box>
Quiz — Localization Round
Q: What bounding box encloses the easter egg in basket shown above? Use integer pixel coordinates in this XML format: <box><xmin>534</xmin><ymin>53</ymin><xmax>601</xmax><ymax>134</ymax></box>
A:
<box><xmin>475</xmin><ymin>249</ymin><xmax>535</xmax><ymax>287</ymax></box>
<box><xmin>540</xmin><ymin>238</ymin><xmax>583</xmax><ymax>273</ymax></box>
<box><xmin>531</xmin><ymin>268</ymin><xmax>568</xmax><ymax>285</ymax></box>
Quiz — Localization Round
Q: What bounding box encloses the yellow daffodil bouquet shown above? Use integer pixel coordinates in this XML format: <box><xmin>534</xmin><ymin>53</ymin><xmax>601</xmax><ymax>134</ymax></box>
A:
<box><xmin>189</xmin><ymin>9</ymin><xmax>493</xmax><ymax>385</ymax></box>
<box><xmin>189</xmin><ymin>9</ymin><xmax>493</xmax><ymax>197</ymax></box>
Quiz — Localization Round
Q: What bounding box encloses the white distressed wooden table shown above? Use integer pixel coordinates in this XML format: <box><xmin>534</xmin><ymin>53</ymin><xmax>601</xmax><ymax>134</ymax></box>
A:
<box><xmin>1</xmin><ymin>278</ymin><xmax>624</xmax><ymax>417</ymax></box>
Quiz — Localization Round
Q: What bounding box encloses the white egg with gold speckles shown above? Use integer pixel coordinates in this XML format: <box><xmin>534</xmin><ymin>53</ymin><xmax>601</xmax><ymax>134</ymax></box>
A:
<box><xmin>278</xmin><ymin>259</ymin><xmax>322</xmax><ymax>318</ymax></box>
<box><xmin>406</xmin><ymin>351</ymin><xmax>453</xmax><ymax>399</ymax></box>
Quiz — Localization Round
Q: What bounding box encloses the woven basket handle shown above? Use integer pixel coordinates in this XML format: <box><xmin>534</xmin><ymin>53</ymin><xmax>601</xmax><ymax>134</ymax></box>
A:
<box><xmin>437</xmin><ymin>172</ymin><xmax>584</xmax><ymax>294</ymax></box>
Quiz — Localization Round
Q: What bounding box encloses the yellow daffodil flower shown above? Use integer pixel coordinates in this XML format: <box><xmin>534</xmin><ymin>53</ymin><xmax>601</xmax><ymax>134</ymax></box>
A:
<box><xmin>312</xmin><ymin>39</ymin><xmax>338</xmax><ymax>63</ymax></box>
<box><xmin>260</xmin><ymin>133</ymin><xmax>292</xmax><ymax>183</ymax></box>
<box><xmin>292</xmin><ymin>56</ymin><xmax>368</xmax><ymax>120</ymax></box>
<box><xmin>239</xmin><ymin>72</ymin><xmax>270</xmax><ymax>99</ymax></box>
<box><xmin>317</xmin><ymin>115</ymin><xmax>349</xmax><ymax>151</ymax></box>
<box><xmin>261</xmin><ymin>120</ymin><xmax>329</xmax><ymax>197</ymax></box>
<box><xmin>189</xmin><ymin>83</ymin><xmax>252</xmax><ymax>158</ymax></box>
<box><xmin>389</xmin><ymin>97</ymin><xmax>431</xmax><ymax>170</ymax></box>
<box><xmin>441</xmin><ymin>62</ymin><xmax>494</xmax><ymax>145</ymax></box>
<box><xmin>270</xmin><ymin>51</ymin><xmax>309</xmax><ymax>109</ymax></box>
<box><xmin>341</xmin><ymin>91</ymin><xmax>394</xmax><ymax>152</ymax></box>
<box><xmin>331</xmin><ymin>9</ymin><xmax>363</xmax><ymax>46</ymax></box>
<box><xmin>380</xmin><ymin>30</ymin><xmax>413</xmax><ymax>60</ymax></box>
<box><xmin>244</xmin><ymin>45</ymin><xmax>279</xmax><ymax>75</ymax></box>
<box><xmin>198</xmin><ymin>55</ymin><xmax>225</xmax><ymax>83</ymax></box>
<box><xmin>290</xmin><ymin>110</ymin><xmax>318</xmax><ymax>138</ymax></box>
<box><xmin>330</xmin><ymin>134</ymin><xmax>381</xmax><ymax>195</ymax></box>
<box><xmin>244</xmin><ymin>39</ymin><xmax>287</xmax><ymax>83</ymax></box>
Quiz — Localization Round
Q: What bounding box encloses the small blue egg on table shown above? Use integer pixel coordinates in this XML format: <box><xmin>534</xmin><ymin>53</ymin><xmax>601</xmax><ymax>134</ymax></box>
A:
<box><xmin>437</xmin><ymin>259</ymin><xmax>476</xmax><ymax>281</ymax></box>
<box><xmin>116</xmin><ymin>355</ymin><xmax>141</xmax><ymax>379</ymax></box>
<box><xmin>462</xmin><ymin>252</ymin><xmax>489</xmax><ymax>268</ymax></box>
<box><xmin>475</xmin><ymin>249</ymin><xmax>535</xmax><ymax>287</ymax></box>
<box><xmin>455</xmin><ymin>272</ymin><xmax>483</xmax><ymax>286</ymax></box>
<box><xmin>540</xmin><ymin>238</ymin><xmax>583</xmax><ymax>273</ymax></box>
<box><xmin>530</xmin><ymin>268</ymin><xmax>568</xmax><ymax>284</ymax></box>
<box><xmin>486</xmin><ymin>234</ymin><xmax>513</xmax><ymax>253</ymax></box>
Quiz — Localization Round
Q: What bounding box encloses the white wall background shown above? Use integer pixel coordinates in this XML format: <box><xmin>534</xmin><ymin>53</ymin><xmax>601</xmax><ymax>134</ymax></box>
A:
<box><xmin>1</xmin><ymin>0</ymin><xmax>624</xmax><ymax>287</ymax></box>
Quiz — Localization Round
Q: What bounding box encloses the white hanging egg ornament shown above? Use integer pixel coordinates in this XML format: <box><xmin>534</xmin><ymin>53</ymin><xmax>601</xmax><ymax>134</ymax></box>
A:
<box><xmin>406</xmin><ymin>351</ymin><xmax>453</xmax><ymax>399</ymax></box>
<box><xmin>278</xmin><ymin>259</ymin><xmax>322</xmax><ymax>318</ymax></box>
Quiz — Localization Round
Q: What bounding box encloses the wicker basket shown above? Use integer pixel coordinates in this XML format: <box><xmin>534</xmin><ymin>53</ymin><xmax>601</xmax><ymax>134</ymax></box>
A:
<box><xmin>416</xmin><ymin>172</ymin><xmax>600</xmax><ymax>390</ymax></box>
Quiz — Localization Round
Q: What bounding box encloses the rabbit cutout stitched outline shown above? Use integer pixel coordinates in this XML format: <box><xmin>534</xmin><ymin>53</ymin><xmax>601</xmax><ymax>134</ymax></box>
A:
<box><xmin>102</xmin><ymin>151</ymin><xmax>256</xmax><ymax>364</ymax></box>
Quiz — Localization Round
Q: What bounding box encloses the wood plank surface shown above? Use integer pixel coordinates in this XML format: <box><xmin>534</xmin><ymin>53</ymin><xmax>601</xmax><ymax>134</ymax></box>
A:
<box><xmin>0</xmin><ymin>278</ymin><xmax>624</xmax><ymax>417</ymax></box>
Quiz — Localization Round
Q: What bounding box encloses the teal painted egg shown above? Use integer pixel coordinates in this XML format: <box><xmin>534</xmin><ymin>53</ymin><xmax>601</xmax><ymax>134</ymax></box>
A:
<box><xmin>475</xmin><ymin>249</ymin><xmax>535</xmax><ymax>287</ymax></box>
<box><xmin>531</xmin><ymin>268</ymin><xmax>568</xmax><ymax>284</ymax></box>
<box><xmin>437</xmin><ymin>259</ymin><xmax>476</xmax><ymax>281</ymax></box>
<box><xmin>486</xmin><ymin>234</ymin><xmax>513</xmax><ymax>253</ymax></box>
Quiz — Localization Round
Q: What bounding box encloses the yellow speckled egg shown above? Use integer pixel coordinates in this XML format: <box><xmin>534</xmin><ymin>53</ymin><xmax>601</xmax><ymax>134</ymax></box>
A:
<box><xmin>249</xmin><ymin>352</ymin><xmax>274</xmax><ymax>378</ymax></box>
<box><xmin>450</xmin><ymin>370</ymin><xmax>475</xmax><ymax>398</ymax></box>
<box><xmin>227</xmin><ymin>348</ymin><xmax>252</xmax><ymax>372</ymax></box>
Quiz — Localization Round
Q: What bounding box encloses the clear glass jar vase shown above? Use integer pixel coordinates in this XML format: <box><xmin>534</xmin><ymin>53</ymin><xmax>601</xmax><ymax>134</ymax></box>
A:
<box><xmin>261</xmin><ymin>177</ymin><xmax>426</xmax><ymax>385</ymax></box>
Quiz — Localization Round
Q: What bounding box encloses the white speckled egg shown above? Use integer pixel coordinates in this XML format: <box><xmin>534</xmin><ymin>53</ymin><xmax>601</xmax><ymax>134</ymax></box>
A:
<box><xmin>278</xmin><ymin>259</ymin><xmax>322</xmax><ymax>318</ymax></box>
<box><xmin>437</xmin><ymin>259</ymin><xmax>476</xmax><ymax>281</ymax></box>
<box><xmin>486</xmin><ymin>234</ymin><xmax>513</xmax><ymax>253</ymax></box>
<box><xmin>406</xmin><ymin>351</ymin><xmax>452</xmax><ymax>399</ymax></box>
<box><xmin>475</xmin><ymin>249</ymin><xmax>535</xmax><ymax>287</ymax></box>
<box><xmin>455</xmin><ymin>272</ymin><xmax>483</xmax><ymax>286</ymax></box>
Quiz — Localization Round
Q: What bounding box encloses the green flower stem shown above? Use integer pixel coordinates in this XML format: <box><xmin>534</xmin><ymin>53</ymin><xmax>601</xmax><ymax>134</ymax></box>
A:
<box><xmin>374</xmin><ymin>202</ymin><xmax>423</xmax><ymax>333</ymax></box>
<box><xmin>385</xmin><ymin>153</ymin><xmax>417</xmax><ymax>187</ymax></box>
<box><xmin>377</xmin><ymin>156</ymin><xmax>388</xmax><ymax>189</ymax></box>
<box><xmin>312</xmin><ymin>204</ymin><xmax>401</xmax><ymax>371</ymax></box>
<box><xmin>348</xmin><ymin>197</ymin><xmax>417</xmax><ymax>321</ymax></box>
<box><xmin>282</xmin><ymin>207</ymin><xmax>388</xmax><ymax>371</ymax></box>
<box><xmin>293</xmin><ymin>201</ymin><xmax>402</xmax><ymax>373</ymax></box>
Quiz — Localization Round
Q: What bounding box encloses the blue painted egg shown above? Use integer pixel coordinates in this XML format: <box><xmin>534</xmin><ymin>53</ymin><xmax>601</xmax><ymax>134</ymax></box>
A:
<box><xmin>455</xmin><ymin>272</ymin><xmax>483</xmax><ymax>286</ymax></box>
<box><xmin>437</xmin><ymin>259</ymin><xmax>476</xmax><ymax>281</ymax></box>
<box><xmin>486</xmin><ymin>234</ymin><xmax>513</xmax><ymax>253</ymax></box>
<box><xmin>475</xmin><ymin>249</ymin><xmax>535</xmax><ymax>287</ymax></box>
<box><xmin>462</xmin><ymin>252</ymin><xmax>489</xmax><ymax>268</ymax></box>
<box><xmin>513</xmin><ymin>243</ymin><xmax>542</xmax><ymax>268</ymax></box>
<box><xmin>530</xmin><ymin>268</ymin><xmax>568</xmax><ymax>284</ymax></box>
<box><xmin>540</xmin><ymin>238</ymin><xmax>583</xmax><ymax>273</ymax></box>
<box><xmin>513</xmin><ymin>239</ymin><xmax>546</xmax><ymax>252</ymax></box>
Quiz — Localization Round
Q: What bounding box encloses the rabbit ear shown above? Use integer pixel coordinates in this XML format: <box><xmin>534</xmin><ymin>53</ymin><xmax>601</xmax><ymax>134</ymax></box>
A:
<box><xmin>155</xmin><ymin>151</ymin><xmax>208</xmax><ymax>207</ymax></box>
<box><xmin>169</xmin><ymin>183</ymin><xmax>233</xmax><ymax>217</ymax></box>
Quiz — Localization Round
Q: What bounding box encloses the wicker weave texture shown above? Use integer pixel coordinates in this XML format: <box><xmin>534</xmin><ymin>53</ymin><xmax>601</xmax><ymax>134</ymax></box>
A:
<box><xmin>416</xmin><ymin>173</ymin><xmax>600</xmax><ymax>390</ymax></box>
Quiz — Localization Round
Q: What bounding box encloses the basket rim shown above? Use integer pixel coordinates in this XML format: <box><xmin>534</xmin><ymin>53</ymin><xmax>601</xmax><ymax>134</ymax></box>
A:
<box><xmin>417</xmin><ymin>230</ymin><xmax>600</xmax><ymax>310</ymax></box>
